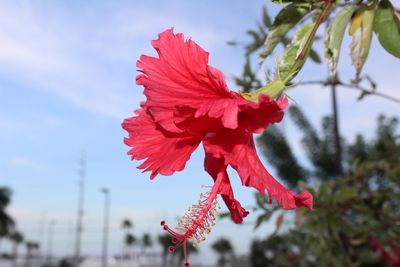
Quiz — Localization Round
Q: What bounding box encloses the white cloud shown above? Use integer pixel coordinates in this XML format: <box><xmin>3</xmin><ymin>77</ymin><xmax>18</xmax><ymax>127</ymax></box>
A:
<box><xmin>0</xmin><ymin>1</ymin><xmax>229</xmax><ymax>120</ymax></box>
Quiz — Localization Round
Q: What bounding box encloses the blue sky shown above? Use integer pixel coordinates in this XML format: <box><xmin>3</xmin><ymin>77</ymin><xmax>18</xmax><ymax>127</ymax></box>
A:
<box><xmin>0</xmin><ymin>0</ymin><xmax>399</xmax><ymax>264</ymax></box>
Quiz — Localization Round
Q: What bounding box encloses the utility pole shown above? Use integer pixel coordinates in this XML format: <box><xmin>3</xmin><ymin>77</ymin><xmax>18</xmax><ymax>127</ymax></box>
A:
<box><xmin>37</xmin><ymin>209</ymin><xmax>46</xmax><ymax>258</ymax></box>
<box><xmin>101</xmin><ymin>188</ymin><xmax>110</xmax><ymax>267</ymax></box>
<box><xmin>46</xmin><ymin>220</ymin><xmax>56</xmax><ymax>266</ymax></box>
<box><xmin>330</xmin><ymin>78</ymin><xmax>343</xmax><ymax>175</ymax></box>
<box><xmin>74</xmin><ymin>154</ymin><xmax>86</xmax><ymax>265</ymax></box>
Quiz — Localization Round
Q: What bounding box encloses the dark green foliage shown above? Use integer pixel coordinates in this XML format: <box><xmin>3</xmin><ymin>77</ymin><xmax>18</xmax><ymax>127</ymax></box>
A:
<box><xmin>245</xmin><ymin>27</ymin><xmax>267</xmax><ymax>57</ymax></box>
<box><xmin>289</xmin><ymin>106</ymin><xmax>341</xmax><ymax>178</ymax></box>
<box><xmin>58</xmin><ymin>258</ymin><xmax>74</xmax><ymax>267</ymax></box>
<box><xmin>231</xmin><ymin>1</ymin><xmax>400</xmax><ymax>264</ymax></box>
<box><xmin>9</xmin><ymin>231</ymin><xmax>23</xmax><ymax>244</ymax></box>
<box><xmin>212</xmin><ymin>238</ymin><xmax>233</xmax><ymax>267</ymax></box>
<box><xmin>348</xmin><ymin>135</ymin><xmax>368</xmax><ymax>163</ymax></box>
<box><xmin>141</xmin><ymin>233</ymin><xmax>152</xmax><ymax>248</ymax></box>
<box><xmin>121</xmin><ymin>218</ymin><xmax>132</xmax><ymax>229</ymax></box>
<box><xmin>249</xmin><ymin>240</ymin><xmax>269</xmax><ymax>267</ymax></box>
<box><xmin>125</xmin><ymin>233</ymin><xmax>136</xmax><ymax>246</ymax></box>
<box><xmin>251</xmin><ymin>115</ymin><xmax>400</xmax><ymax>266</ymax></box>
<box><xmin>121</xmin><ymin>218</ymin><xmax>135</xmax><ymax>259</ymax></box>
<box><xmin>258</xmin><ymin>105</ymin><xmax>342</xmax><ymax>186</ymax></box>
<box><xmin>234</xmin><ymin>57</ymin><xmax>262</xmax><ymax>93</ymax></box>
<box><xmin>253</xmin><ymin>194</ymin><xmax>279</xmax><ymax>230</ymax></box>
<box><xmin>250</xmin><ymin>235</ymin><xmax>298</xmax><ymax>267</ymax></box>
<box><xmin>212</xmin><ymin>238</ymin><xmax>233</xmax><ymax>254</ymax></box>
<box><xmin>158</xmin><ymin>233</ymin><xmax>171</xmax><ymax>260</ymax></box>
<box><xmin>258</xmin><ymin>125</ymin><xmax>307</xmax><ymax>188</ymax></box>
<box><xmin>0</xmin><ymin>187</ymin><xmax>14</xmax><ymax>238</ymax></box>
<box><xmin>0</xmin><ymin>187</ymin><xmax>11</xmax><ymax>207</ymax></box>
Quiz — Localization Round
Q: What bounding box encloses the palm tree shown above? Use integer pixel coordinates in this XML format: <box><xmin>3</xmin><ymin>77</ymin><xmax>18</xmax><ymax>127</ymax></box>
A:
<box><xmin>9</xmin><ymin>231</ymin><xmax>24</xmax><ymax>267</ymax></box>
<box><xmin>141</xmin><ymin>233</ymin><xmax>152</xmax><ymax>250</ymax></box>
<box><xmin>125</xmin><ymin>233</ymin><xmax>136</xmax><ymax>259</ymax></box>
<box><xmin>25</xmin><ymin>241</ymin><xmax>39</xmax><ymax>267</ymax></box>
<box><xmin>121</xmin><ymin>219</ymin><xmax>132</xmax><ymax>231</ymax></box>
<box><xmin>140</xmin><ymin>233</ymin><xmax>152</xmax><ymax>259</ymax></box>
<box><xmin>158</xmin><ymin>234</ymin><xmax>171</xmax><ymax>267</ymax></box>
<box><xmin>211</xmin><ymin>238</ymin><xmax>233</xmax><ymax>267</ymax></box>
<box><xmin>121</xmin><ymin>219</ymin><xmax>132</xmax><ymax>259</ymax></box>
<box><xmin>0</xmin><ymin>187</ymin><xmax>15</xmax><ymax>252</ymax></box>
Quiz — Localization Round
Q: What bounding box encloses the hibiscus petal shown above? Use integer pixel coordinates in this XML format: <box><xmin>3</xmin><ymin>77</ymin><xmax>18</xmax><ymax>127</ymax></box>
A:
<box><xmin>237</xmin><ymin>94</ymin><xmax>287</xmax><ymax>133</ymax></box>
<box><xmin>204</xmin><ymin>130</ymin><xmax>313</xmax><ymax>210</ymax></box>
<box><xmin>122</xmin><ymin>108</ymin><xmax>201</xmax><ymax>179</ymax></box>
<box><xmin>204</xmin><ymin>154</ymin><xmax>249</xmax><ymax>223</ymax></box>
<box><xmin>137</xmin><ymin>29</ymin><xmax>239</xmax><ymax>131</ymax></box>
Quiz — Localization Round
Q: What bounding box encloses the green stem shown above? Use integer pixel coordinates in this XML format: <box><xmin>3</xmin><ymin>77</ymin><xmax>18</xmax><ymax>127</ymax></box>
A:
<box><xmin>283</xmin><ymin>0</ymin><xmax>335</xmax><ymax>84</ymax></box>
<box><xmin>242</xmin><ymin>0</ymin><xmax>335</xmax><ymax>102</ymax></box>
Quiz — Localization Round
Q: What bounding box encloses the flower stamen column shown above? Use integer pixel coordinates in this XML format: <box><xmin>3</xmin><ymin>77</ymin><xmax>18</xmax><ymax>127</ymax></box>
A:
<box><xmin>161</xmin><ymin>176</ymin><xmax>223</xmax><ymax>266</ymax></box>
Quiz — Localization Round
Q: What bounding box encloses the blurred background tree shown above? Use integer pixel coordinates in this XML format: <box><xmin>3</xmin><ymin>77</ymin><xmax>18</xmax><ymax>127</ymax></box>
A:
<box><xmin>158</xmin><ymin>233</ymin><xmax>170</xmax><ymax>267</ymax></box>
<box><xmin>251</xmin><ymin>112</ymin><xmax>400</xmax><ymax>266</ymax></box>
<box><xmin>10</xmin><ymin>231</ymin><xmax>23</xmax><ymax>267</ymax></box>
<box><xmin>0</xmin><ymin>187</ymin><xmax>15</xmax><ymax>254</ymax></box>
<box><xmin>121</xmin><ymin>218</ymin><xmax>134</xmax><ymax>259</ymax></box>
<box><xmin>140</xmin><ymin>233</ymin><xmax>152</xmax><ymax>255</ymax></box>
<box><xmin>124</xmin><ymin>233</ymin><xmax>136</xmax><ymax>259</ymax></box>
<box><xmin>211</xmin><ymin>238</ymin><xmax>234</xmax><ymax>267</ymax></box>
<box><xmin>25</xmin><ymin>241</ymin><xmax>39</xmax><ymax>266</ymax></box>
<box><xmin>229</xmin><ymin>0</ymin><xmax>400</xmax><ymax>266</ymax></box>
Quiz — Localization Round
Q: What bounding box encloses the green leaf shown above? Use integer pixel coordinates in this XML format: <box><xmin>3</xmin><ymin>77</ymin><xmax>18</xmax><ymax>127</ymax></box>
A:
<box><xmin>262</xmin><ymin>6</ymin><xmax>272</xmax><ymax>27</ymax></box>
<box><xmin>276</xmin><ymin>22</ymin><xmax>315</xmax><ymax>82</ymax></box>
<box><xmin>309</xmin><ymin>48</ymin><xmax>322</xmax><ymax>64</ymax></box>
<box><xmin>259</xmin><ymin>3</ymin><xmax>311</xmax><ymax>63</ymax></box>
<box><xmin>325</xmin><ymin>4</ymin><xmax>358</xmax><ymax>78</ymax></box>
<box><xmin>254</xmin><ymin>213</ymin><xmax>270</xmax><ymax>230</ymax></box>
<box><xmin>255</xmin><ymin>193</ymin><xmax>266</xmax><ymax>210</ymax></box>
<box><xmin>245</xmin><ymin>29</ymin><xmax>266</xmax><ymax>55</ymax></box>
<box><xmin>349</xmin><ymin>4</ymin><xmax>376</xmax><ymax>81</ymax></box>
<box><xmin>218</xmin><ymin>211</ymin><xmax>231</xmax><ymax>219</ymax></box>
<box><xmin>374</xmin><ymin>0</ymin><xmax>400</xmax><ymax>58</ymax></box>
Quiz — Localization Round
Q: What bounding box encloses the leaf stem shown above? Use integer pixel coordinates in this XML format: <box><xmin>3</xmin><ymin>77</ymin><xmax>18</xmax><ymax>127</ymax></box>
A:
<box><xmin>283</xmin><ymin>0</ymin><xmax>335</xmax><ymax>84</ymax></box>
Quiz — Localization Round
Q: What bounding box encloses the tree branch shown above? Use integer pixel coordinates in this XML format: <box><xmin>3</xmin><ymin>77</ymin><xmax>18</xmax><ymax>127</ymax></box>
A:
<box><xmin>295</xmin><ymin>80</ymin><xmax>400</xmax><ymax>105</ymax></box>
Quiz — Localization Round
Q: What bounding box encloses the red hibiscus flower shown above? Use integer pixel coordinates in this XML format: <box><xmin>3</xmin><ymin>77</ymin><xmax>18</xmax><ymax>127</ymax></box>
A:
<box><xmin>371</xmin><ymin>237</ymin><xmax>400</xmax><ymax>267</ymax></box>
<box><xmin>122</xmin><ymin>29</ymin><xmax>313</xmax><ymax>266</ymax></box>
